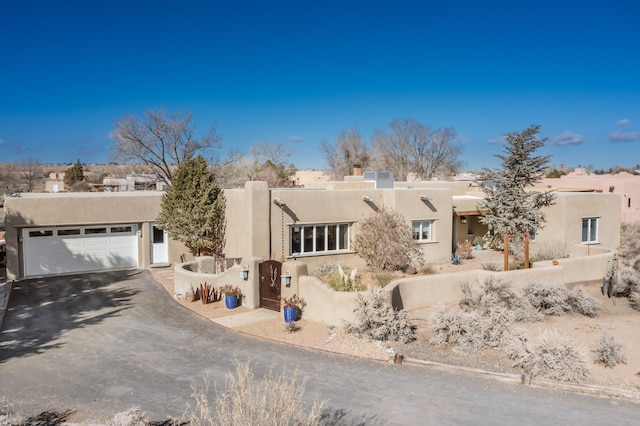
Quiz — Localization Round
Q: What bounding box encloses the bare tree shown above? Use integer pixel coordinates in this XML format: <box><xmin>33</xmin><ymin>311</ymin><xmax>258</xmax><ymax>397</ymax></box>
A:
<box><xmin>0</xmin><ymin>162</ymin><xmax>20</xmax><ymax>194</ymax></box>
<box><xmin>373</xmin><ymin>118</ymin><xmax>463</xmax><ymax>181</ymax></box>
<box><xmin>249</xmin><ymin>141</ymin><xmax>293</xmax><ymax>165</ymax></box>
<box><xmin>320</xmin><ymin>126</ymin><xmax>372</xmax><ymax>180</ymax></box>
<box><xmin>111</xmin><ymin>108</ymin><xmax>222</xmax><ymax>185</ymax></box>
<box><xmin>20</xmin><ymin>158</ymin><xmax>42</xmax><ymax>192</ymax></box>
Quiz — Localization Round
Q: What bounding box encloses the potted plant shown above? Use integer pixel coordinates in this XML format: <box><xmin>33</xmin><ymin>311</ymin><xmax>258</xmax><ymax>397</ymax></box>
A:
<box><xmin>220</xmin><ymin>284</ymin><xmax>241</xmax><ymax>309</ymax></box>
<box><xmin>473</xmin><ymin>236</ymin><xmax>486</xmax><ymax>250</ymax></box>
<box><xmin>281</xmin><ymin>294</ymin><xmax>307</xmax><ymax>323</ymax></box>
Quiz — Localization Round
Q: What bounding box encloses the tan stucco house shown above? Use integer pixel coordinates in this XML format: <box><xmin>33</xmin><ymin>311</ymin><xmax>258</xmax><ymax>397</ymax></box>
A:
<box><xmin>3</xmin><ymin>178</ymin><xmax>621</xmax><ymax>281</ymax></box>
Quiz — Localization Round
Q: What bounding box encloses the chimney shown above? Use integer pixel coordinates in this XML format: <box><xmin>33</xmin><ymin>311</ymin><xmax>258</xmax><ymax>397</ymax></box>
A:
<box><xmin>353</xmin><ymin>164</ymin><xmax>362</xmax><ymax>176</ymax></box>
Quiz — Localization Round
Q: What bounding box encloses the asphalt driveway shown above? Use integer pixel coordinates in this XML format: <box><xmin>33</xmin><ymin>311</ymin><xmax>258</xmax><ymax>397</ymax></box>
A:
<box><xmin>1</xmin><ymin>270</ymin><xmax>639</xmax><ymax>424</ymax></box>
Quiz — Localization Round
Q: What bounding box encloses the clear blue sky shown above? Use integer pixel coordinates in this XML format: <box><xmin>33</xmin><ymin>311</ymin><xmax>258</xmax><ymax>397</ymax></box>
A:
<box><xmin>1</xmin><ymin>0</ymin><xmax>639</xmax><ymax>171</ymax></box>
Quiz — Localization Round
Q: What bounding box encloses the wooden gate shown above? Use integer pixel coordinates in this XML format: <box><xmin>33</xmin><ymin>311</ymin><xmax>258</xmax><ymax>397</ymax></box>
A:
<box><xmin>259</xmin><ymin>260</ymin><xmax>282</xmax><ymax>311</ymax></box>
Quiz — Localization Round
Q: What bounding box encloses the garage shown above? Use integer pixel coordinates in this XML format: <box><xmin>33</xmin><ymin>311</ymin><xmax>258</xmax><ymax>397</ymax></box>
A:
<box><xmin>22</xmin><ymin>224</ymin><xmax>139</xmax><ymax>277</ymax></box>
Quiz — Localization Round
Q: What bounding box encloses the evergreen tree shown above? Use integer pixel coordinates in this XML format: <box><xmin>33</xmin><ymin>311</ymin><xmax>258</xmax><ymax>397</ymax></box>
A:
<box><xmin>64</xmin><ymin>159</ymin><xmax>84</xmax><ymax>186</ymax></box>
<box><xmin>479</xmin><ymin>125</ymin><xmax>555</xmax><ymax>246</ymax></box>
<box><xmin>156</xmin><ymin>155</ymin><xmax>226</xmax><ymax>256</ymax></box>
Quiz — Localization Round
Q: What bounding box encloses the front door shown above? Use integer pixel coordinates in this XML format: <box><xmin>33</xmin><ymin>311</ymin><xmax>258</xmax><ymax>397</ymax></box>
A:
<box><xmin>151</xmin><ymin>224</ymin><xmax>168</xmax><ymax>264</ymax></box>
<box><xmin>259</xmin><ymin>260</ymin><xmax>282</xmax><ymax>311</ymax></box>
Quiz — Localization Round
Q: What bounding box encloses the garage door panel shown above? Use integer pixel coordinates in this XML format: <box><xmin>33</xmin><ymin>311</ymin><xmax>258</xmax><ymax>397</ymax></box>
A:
<box><xmin>23</xmin><ymin>226</ymin><xmax>138</xmax><ymax>277</ymax></box>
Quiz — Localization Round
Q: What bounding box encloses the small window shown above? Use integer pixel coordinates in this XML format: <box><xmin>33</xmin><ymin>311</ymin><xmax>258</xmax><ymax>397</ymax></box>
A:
<box><xmin>29</xmin><ymin>230</ymin><xmax>53</xmax><ymax>237</ymax></box>
<box><xmin>58</xmin><ymin>229</ymin><xmax>81</xmax><ymax>236</ymax></box>
<box><xmin>629</xmin><ymin>198</ymin><xmax>632</xmax><ymax>208</ymax></box>
<box><xmin>111</xmin><ymin>226</ymin><xmax>132</xmax><ymax>233</ymax></box>
<box><xmin>581</xmin><ymin>218</ymin><xmax>598</xmax><ymax>244</ymax></box>
<box><xmin>412</xmin><ymin>220</ymin><xmax>433</xmax><ymax>242</ymax></box>
<box><xmin>85</xmin><ymin>227</ymin><xmax>107</xmax><ymax>235</ymax></box>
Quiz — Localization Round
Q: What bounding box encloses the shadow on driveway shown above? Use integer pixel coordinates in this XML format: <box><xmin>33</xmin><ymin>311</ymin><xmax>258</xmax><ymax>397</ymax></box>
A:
<box><xmin>0</xmin><ymin>269</ymin><xmax>140</xmax><ymax>363</ymax></box>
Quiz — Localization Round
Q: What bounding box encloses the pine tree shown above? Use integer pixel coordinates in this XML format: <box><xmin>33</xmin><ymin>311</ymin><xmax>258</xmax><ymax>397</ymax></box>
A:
<box><xmin>63</xmin><ymin>159</ymin><xmax>84</xmax><ymax>186</ymax></box>
<box><xmin>479</xmin><ymin>125</ymin><xmax>555</xmax><ymax>247</ymax></box>
<box><xmin>156</xmin><ymin>155</ymin><xmax>226</xmax><ymax>256</ymax></box>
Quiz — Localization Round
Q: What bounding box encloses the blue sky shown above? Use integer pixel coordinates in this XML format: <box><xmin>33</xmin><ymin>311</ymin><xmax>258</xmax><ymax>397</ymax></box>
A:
<box><xmin>1</xmin><ymin>0</ymin><xmax>639</xmax><ymax>171</ymax></box>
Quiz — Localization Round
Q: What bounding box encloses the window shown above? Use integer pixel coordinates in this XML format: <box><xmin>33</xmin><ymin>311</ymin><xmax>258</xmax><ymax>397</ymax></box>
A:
<box><xmin>110</xmin><ymin>226</ymin><xmax>132</xmax><ymax>233</ymax></box>
<box><xmin>581</xmin><ymin>218</ymin><xmax>598</xmax><ymax>244</ymax></box>
<box><xmin>85</xmin><ymin>227</ymin><xmax>107</xmax><ymax>235</ymax></box>
<box><xmin>29</xmin><ymin>230</ymin><xmax>53</xmax><ymax>237</ymax></box>
<box><xmin>412</xmin><ymin>220</ymin><xmax>433</xmax><ymax>242</ymax></box>
<box><xmin>290</xmin><ymin>223</ymin><xmax>350</xmax><ymax>255</ymax></box>
<box><xmin>58</xmin><ymin>229</ymin><xmax>81</xmax><ymax>236</ymax></box>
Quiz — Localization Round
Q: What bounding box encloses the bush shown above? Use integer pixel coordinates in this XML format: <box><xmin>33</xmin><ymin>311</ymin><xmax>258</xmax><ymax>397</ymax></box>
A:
<box><xmin>460</xmin><ymin>277</ymin><xmax>542</xmax><ymax>322</ymax></box>
<box><xmin>530</xmin><ymin>241</ymin><xmax>570</xmax><ymax>262</ymax></box>
<box><xmin>629</xmin><ymin>292</ymin><xmax>640</xmax><ymax>311</ymax></box>
<box><xmin>566</xmin><ymin>286</ymin><xmax>601</xmax><ymax>317</ymax></box>
<box><xmin>108</xmin><ymin>407</ymin><xmax>147</xmax><ymax>426</ymax></box>
<box><xmin>429</xmin><ymin>305</ymin><xmax>486</xmax><ymax>352</ymax></box>
<box><xmin>522</xmin><ymin>281</ymin><xmax>574</xmax><ymax>316</ymax></box>
<box><xmin>351</xmin><ymin>205</ymin><xmax>424</xmax><ymax>270</ymax></box>
<box><xmin>0</xmin><ymin>396</ymin><xmax>22</xmax><ymax>426</ymax></box>
<box><xmin>314</xmin><ymin>263</ymin><xmax>365</xmax><ymax>292</ymax></box>
<box><xmin>183</xmin><ymin>361</ymin><xmax>325</xmax><ymax>426</ymax></box>
<box><xmin>507</xmin><ymin>330</ymin><xmax>590</xmax><ymax>383</ymax></box>
<box><xmin>619</xmin><ymin>222</ymin><xmax>640</xmax><ymax>265</ymax></box>
<box><xmin>455</xmin><ymin>240</ymin><xmax>474</xmax><ymax>260</ymax></box>
<box><xmin>373</xmin><ymin>270</ymin><xmax>395</xmax><ymax>287</ymax></box>
<box><xmin>615</xmin><ymin>264</ymin><xmax>640</xmax><ymax>297</ymax></box>
<box><xmin>344</xmin><ymin>287</ymin><xmax>416</xmax><ymax>343</ymax></box>
<box><xmin>593</xmin><ymin>333</ymin><xmax>627</xmax><ymax>368</ymax></box>
<box><xmin>480</xmin><ymin>261</ymin><xmax>501</xmax><ymax>271</ymax></box>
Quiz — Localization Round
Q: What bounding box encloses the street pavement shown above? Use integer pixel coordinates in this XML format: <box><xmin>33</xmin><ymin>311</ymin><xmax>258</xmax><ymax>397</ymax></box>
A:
<box><xmin>1</xmin><ymin>270</ymin><xmax>639</xmax><ymax>424</ymax></box>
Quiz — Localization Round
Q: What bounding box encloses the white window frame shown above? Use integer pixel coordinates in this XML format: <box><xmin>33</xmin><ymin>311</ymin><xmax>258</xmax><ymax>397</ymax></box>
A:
<box><xmin>289</xmin><ymin>222</ymin><xmax>351</xmax><ymax>256</ymax></box>
<box><xmin>581</xmin><ymin>217</ymin><xmax>599</xmax><ymax>244</ymax></box>
<box><xmin>412</xmin><ymin>220</ymin><xmax>434</xmax><ymax>242</ymax></box>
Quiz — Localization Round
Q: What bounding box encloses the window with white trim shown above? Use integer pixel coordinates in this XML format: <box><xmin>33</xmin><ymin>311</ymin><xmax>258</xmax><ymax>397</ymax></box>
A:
<box><xmin>412</xmin><ymin>220</ymin><xmax>433</xmax><ymax>242</ymax></box>
<box><xmin>290</xmin><ymin>223</ymin><xmax>350</xmax><ymax>255</ymax></box>
<box><xmin>581</xmin><ymin>217</ymin><xmax>598</xmax><ymax>244</ymax></box>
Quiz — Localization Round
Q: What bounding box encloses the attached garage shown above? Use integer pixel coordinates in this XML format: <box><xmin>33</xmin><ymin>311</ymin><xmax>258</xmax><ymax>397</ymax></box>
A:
<box><xmin>22</xmin><ymin>224</ymin><xmax>139</xmax><ymax>277</ymax></box>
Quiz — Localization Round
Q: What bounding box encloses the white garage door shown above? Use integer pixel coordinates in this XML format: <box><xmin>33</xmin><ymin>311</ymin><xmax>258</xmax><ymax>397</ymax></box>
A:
<box><xmin>22</xmin><ymin>225</ymin><xmax>139</xmax><ymax>277</ymax></box>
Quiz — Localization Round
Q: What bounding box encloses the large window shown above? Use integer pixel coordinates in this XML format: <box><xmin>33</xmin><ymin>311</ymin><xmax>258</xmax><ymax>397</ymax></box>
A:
<box><xmin>582</xmin><ymin>217</ymin><xmax>598</xmax><ymax>244</ymax></box>
<box><xmin>290</xmin><ymin>223</ymin><xmax>350</xmax><ymax>255</ymax></box>
<box><xmin>412</xmin><ymin>220</ymin><xmax>433</xmax><ymax>242</ymax></box>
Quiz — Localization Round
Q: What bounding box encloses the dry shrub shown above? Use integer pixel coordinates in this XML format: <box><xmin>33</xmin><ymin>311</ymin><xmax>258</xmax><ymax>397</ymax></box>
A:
<box><xmin>183</xmin><ymin>361</ymin><xmax>325</xmax><ymax>426</ymax></box>
<box><xmin>480</xmin><ymin>261</ymin><xmax>501</xmax><ymax>271</ymax></box>
<box><xmin>429</xmin><ymin>305</ymin><xmax>486</xmax><ymax>352</ymax></box>
<box><xmin>373</xmin><ymin>270</ymin><xmax>395</xmax><ymax>287</ymax></box>
<box><xmin>351</xmin><ymin>205</ymin><xmax>424</xmax><ymax>270</ymax></box>
<box><xmin>521</xmin><ymin>281</ymin><xmax>600</xmax><ymax>317</ymax></box>
<box><xmin>593</xmin><ymin>332</ymin><xmax>627</xmax><ymax>368</ymax></box>
<box><xmin>0</xmin><ymin>396</ymin><xmax>22</xmax><ymax>426</ymax></box>
<box><xmin>629</xmin><ymin>292</ymin><xmax>640</xmax><ymax>311</ymax></box>
<box><xmin>344</xmin><ymin>287</ymin><xmax>416</xmax><ymax>343</ymax></box>
<box><xmin>415</xmin><ymin>263</ymin><xmax>434</xmax><ymax>275</ymax></box>
<box><xmin>619</xmin><ymin>222</ymin><xmax>640</xmax><ymax>265</ymax></box>
<box><xmin>314</xmin><ymin>263</ymin><xmax>365</xmax><ymax>292</ymax></box>
<box><xmin>108</xmin><ymin>406</ymin><xmax>147</xmax><ymax>426</ymax></box>
<box><xmin>507</xmin><ymin>330</ymin><xmax>590</xmax><ymax>383</ymax></box>
<box><xmin>460</xmin><ymin>277</ymin><xmax>542</xmax><ymax>322</ymax></box>
<box><xmin>455</xmin><ymin>240</ymin><xmax>474</xmax><ymax>260</ymax></box>
<box><xmin>530</xmin><ymin>241</ymin><xmax>570</xmax><ymax>262</ymax></box>
<box><xmin>615</xmin><ymin>263</ymin><xmax>640</xmax><ymax>297</ymax></box>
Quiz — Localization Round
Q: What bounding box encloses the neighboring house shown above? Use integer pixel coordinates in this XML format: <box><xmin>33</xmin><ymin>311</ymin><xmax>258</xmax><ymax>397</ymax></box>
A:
<box><xmin>3</xmin><ymin>177</ymin><xmax>621</xmax><ymax>280</ymax></box>
<box><xmin>540</xmin><ymin>169</ymin><xmax>640</xmax><ymax>223</ymax></box>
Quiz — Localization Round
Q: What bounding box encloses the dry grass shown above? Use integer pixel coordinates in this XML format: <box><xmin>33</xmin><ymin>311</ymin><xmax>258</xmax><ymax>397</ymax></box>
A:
<box><xmin>108</xmin><ymin>406</ymin><xmax>147</xmax><ymax>426</ymax></box>
<box><xmin>593</xmin><ymin>332</ymin><xmax>628</xmax><ymax>369</ymax></box>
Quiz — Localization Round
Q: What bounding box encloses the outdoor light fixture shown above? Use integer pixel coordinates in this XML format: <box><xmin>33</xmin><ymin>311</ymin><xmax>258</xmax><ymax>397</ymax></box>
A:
<box><xmin>282</xmin><ymin>271</ymin><xmax>292</xmax><ymax>287</ymax></box>
<box><xmin>420</xmin><ymin>195</ymin><xmax>432</xmax><ymax>202</ymax></box>
<box><xmin>273</xmin><ymin>198</ymin><xmax>286</xmax><ymax>206</ymax></box>
<box><xmin>136</xmin><ymin>229</ymin><xmax>142</xmax><ymax>237</ymax></box>
<box><xmin>362</xmin><ymin>196</ymin><xmax>374</xmax><ymax>203</ymax></box>
<box><xmin>240</xmin><ymin>265</ymin><xmax>249</xmax><ymax>280</ymax></box>
<box><xmin>460</xmin><ymin>216</ymin><xmax>468</xmax><ymax>224</ymax></box>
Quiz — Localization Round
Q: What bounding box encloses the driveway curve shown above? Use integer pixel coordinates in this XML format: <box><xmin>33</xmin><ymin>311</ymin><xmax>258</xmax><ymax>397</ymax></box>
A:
<box><xmin>1</xmin><ymin>270</ymin><xmax>638</xmax><ymax>424</ymax></box>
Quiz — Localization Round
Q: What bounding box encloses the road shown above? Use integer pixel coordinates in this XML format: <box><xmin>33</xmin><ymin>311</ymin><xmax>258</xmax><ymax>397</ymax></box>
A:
<box><xmin>1</xmin><ymin>270</ymin><xmax>638</xmax><ymax>424</ymax></box>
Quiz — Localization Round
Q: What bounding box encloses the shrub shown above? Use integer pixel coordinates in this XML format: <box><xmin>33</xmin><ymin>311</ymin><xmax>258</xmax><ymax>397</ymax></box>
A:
<box><xmin>455</xmin><ymin>240</ymin><xmax>474</xmax><ymax>260</ymax></box>
<box><xmin>0</xmin><ymin>396</ymin><xmax>22</xmax><ymax>426</ymax></box>
<box><xmin>415</xmin><ymin>263</ymin><xmax>434</xmax><ymax>275</ymax></box>
<box><xmin>373</xmin><ymin>270</ymin><xmax>395</xmax><ymax>287</ymax></box>
<box><xmin>351</xmin><ymin>205</ymin><xmax>424</xmax><ymax>270</ymax></box>
<box><xmin>508</xmin><ymin>330</ymin><xmax>590</xmax><ymax>383</ymax></box>
<box><xmin>629</xmin><ymin>292</ymin><xmax>640</xmax><ymax>311</ymax></box>
<box><xmin>220</xmin><ymin>284</ymin><xmax>241</xmax><ymax>297</ymax></box>
<box><xmin>429</xmin><ymin>305</ymin><xmax>486</xmax><ymax>352</ymax></box>
<box><xmin>182</xmin><ymin>361</ymin><xmax>325</xmax><ymax>426</ymax></box>
<box><xmin>344</xmin><ymin>287</ymin><xmax>416</xmax><ymax>343</ymax></box>
<box><xmin>566</xmin><ymin>286</ymin><xmax>601</xmax><ymax>317</ymax></box>
<box><xmin>315</xmin><ymin>263</ymin><xmax>365</xmax><ymax>292</ymax></box>
<box><xmin>460</xmin><ymin>277</ymin><xmax>542</xmax><ymax>322</ymax></box>
<box><xmin>281</xmin><ymin>294</ymin><xmax>306</xmax><ymax>310</ymax></box>
<box><xmin>615</xmin><ymin>264</ymin><xmax>640</xmax><ymax>297</ymax></box>
<box><xmin>619</xmin><ymin>222</ymin><xmax>640</xmax><ymax>265</ymax></box>
<box><xmin>593</xmin><ymin>332</ymin><xmax>627</xmax><ymax>368</ymax></box>
<box><xmin>480</xmin><ymin>261</ymin><xmax>501</xmax><ymax>271</ymax></box>
<box><xmin>530</xmin><ymin>241</ymin><xmax>570</xmax><ymax>262</ymax></box>
<box><xmin>108</xmin><ymin>407</ymin><xmax>147</xmax><ymax>426</ymax></box>
<box><xmin>521</xmin><ymin>281</ymin><xmax>572</xmax><ymax>316</ymax></box>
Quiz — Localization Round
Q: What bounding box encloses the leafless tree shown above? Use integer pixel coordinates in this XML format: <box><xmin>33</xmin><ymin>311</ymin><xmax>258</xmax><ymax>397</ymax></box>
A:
<box><xmin>373</xmin><ymin>118</ymin><xmax>463</xmax><ymax>181</ymax></box>
<box><xmin>111</xmin><ymin>108</ymin><xmax>222</xmax><ymax>185</ymax></box>
<box><xmin>249</xmin><ymin>141</ymin><xmax>293</xmax><ymax>165</ymax></box>
<box><xmin>0</xmin><ymin>162</ymin><xmax>20</xmax><ymax>194</ymax></box>
<box><xmin>20</xmin><ymin>158</ymin><xmax>42</xmax><ymax>192</ymax></box>
<box><xmin>320</xmin><ymin>126</ymin><xmax>372</xmax><ymax>180</ymax></box>
<box><xmin>211</xmin><ymin>150</ymin><xmax>255</xmax><ymax>189</ymax></box>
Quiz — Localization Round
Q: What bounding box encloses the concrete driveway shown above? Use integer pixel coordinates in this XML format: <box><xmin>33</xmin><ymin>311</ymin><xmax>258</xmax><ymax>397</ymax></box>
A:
<box><xmin>1</xmin><ymin>270</ymin><xmax>639</xmax><ymax>424</ymax></box>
